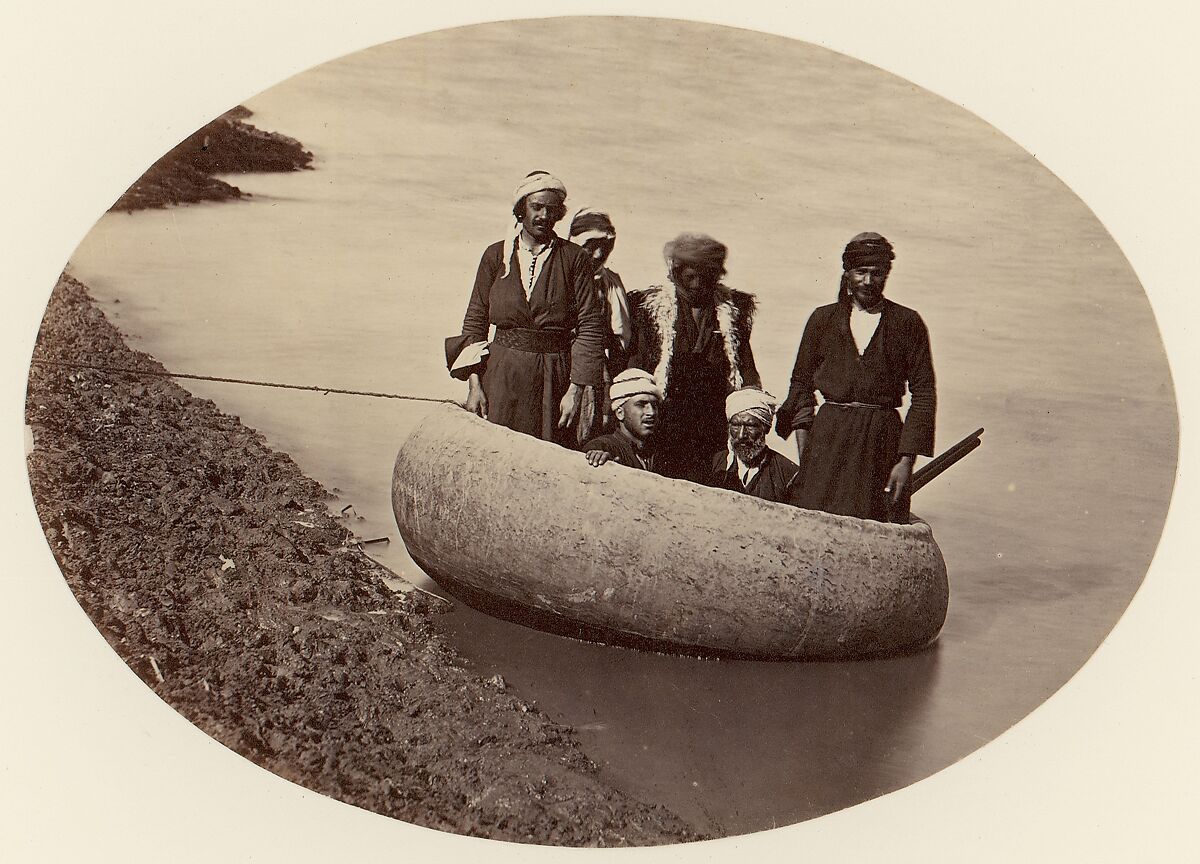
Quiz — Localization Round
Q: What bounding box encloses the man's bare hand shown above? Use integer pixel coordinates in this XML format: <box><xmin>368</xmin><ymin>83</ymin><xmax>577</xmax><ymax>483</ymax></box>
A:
<box><xmin>885</xmin><ymin>455</ymin><xmax>914</xmax><ymax>502</ymax></box>
<box><xmin>557</xmin><ymin>382</ymin><xmax>582</xmax><ymax>429</ymax></box>
<box><xmin>585</xmin><ymin>450</ymin><xmax>612</xmax><ymax>467</ymax></box>
<box><xmin>465</xmin><ymin>375</ymin><xmax>487</xmax><ymax>418</ymax></box>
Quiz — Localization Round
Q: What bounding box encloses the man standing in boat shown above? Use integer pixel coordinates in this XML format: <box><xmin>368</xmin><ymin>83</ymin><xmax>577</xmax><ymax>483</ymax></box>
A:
<box><xmin>582</xmin><ymin>368</ymin><xmax>661</xmax><ymax>471</ymax></box>
<box><xmin>708</xmin><ymin>388</ymin><xmax>798</xmax><ymax>503</ymax></box>
<box><xmin>624</xmin><ymin>233</ymin><xmax>760</xmax><ymax>483</ymax></box>
<box><xmin>446</xmin><ymin>171</ymin><xmax>607</xmax><ymax>446</ymax></box>
<box><xmin>776</xmin><ymin>232</ymin><xmax>936</xmax><ymax>522</ymax></box>
<box><xmin>566</xmin><ymin>207</ymin><xmax>632</xmax><ymax>440</ymax></box>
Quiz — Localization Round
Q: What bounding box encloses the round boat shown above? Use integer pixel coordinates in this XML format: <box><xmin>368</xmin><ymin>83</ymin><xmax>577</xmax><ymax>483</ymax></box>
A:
<box><xmin>391</xmin><ymin>403</ymin><xmax>949</xmax><ymax>660</ymax></box>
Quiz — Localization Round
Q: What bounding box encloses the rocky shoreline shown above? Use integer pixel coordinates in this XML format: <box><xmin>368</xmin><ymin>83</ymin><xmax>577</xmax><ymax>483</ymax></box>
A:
<box><xmin>110</xmin><ymin>106</ymin><xmax>313</xmax><ymax>212</ymax></box>
<box><xmin>25</xmin><ymin>114</ymin><xmax>702</xmax><ymax>846</ymax></box>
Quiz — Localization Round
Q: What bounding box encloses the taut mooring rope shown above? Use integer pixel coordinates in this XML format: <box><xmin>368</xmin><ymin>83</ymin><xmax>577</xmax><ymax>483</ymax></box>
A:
<box><xmin>29</xmin><ymin>357</ymin><xmax>459</xmax><ymax>405</ymax></box>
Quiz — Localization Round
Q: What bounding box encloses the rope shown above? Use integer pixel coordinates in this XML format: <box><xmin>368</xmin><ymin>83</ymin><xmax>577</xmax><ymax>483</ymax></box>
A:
<box><xmin>29</xmin><ymin>357</ymin><xmax>459</xmax><ymax>405</ymax></box>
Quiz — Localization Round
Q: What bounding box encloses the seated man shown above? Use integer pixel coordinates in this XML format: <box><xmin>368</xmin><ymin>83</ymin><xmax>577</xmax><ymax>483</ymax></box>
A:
<box><xmin>709</xmin><ymin>388</ymin><xmax>798</xmax><ymax>503</ymax></box>
<box><xmin>582</xmin><ymin>368</ymin><xmax>661</xmax><ymax>472</ymax></box>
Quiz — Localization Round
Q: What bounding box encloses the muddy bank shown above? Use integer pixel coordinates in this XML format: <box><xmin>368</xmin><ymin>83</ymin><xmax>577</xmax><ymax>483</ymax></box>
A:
<box><xmin>25</xmin><ymin>274</ymin><xmax>701</xmax><ymax>846</ymax></box>
<box><xmin>110</xmin><ymin>106</ymin><xmax>313</xmax><ymax>212</ymax></box>
<box><xmin>29</xmin><ymin>109</ymin><xmax>701</xmax><ymax>846</ymax></box>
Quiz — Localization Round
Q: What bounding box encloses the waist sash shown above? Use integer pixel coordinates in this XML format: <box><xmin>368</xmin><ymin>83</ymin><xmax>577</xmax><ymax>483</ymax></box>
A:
<box><xmin>822</xmin><ymin>400</ymin><xmax>886</xmax><ymax>409</ymax></box>
<box><xmin>492</xmin><ymin>327</ymin><xmax>572</xmax><ymax>354</ymax></box>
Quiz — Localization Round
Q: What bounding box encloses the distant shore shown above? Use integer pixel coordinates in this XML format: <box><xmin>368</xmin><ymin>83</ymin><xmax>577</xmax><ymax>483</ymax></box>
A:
<box><xmin>25</xmin><ymin>113</ymin><xmax>702</xmax><ymax>846</ymax></box>
<box><xmin>109</xmin><ymin>106</ymin><xmax>313</xmax><ymax>212</ymax></box>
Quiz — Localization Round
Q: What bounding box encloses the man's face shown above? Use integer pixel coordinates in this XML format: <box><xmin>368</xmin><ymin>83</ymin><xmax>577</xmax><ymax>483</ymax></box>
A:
<box><xmin>846</xmin><ymin>265</ymin><xmax>889</xmax><ymax>309</ymax></box>
<box><xmin>617</xmin><ymin>394</ymin><xmax>659</xmax><ymax>441</ymax></box>
<box><xmin>520</xmin><ymin>191</ymin><xmax>563</xmax><ymax>243</ymax></box>
<box><xmin>671</xmin><ymin>263</ymin><xmax>720</xmax><ymax>299</ymax></box>
<box><xmin>579</xmin><ymin>237</ymin><xmax>614</xmax><ymax>269</ymax></box>
<box><xmin>728</xmin><ymin>410</ymin><xmax>769</xmax><ymax>463</ymax></box>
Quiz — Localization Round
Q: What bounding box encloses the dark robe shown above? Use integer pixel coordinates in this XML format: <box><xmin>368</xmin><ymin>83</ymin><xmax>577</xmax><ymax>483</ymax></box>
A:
<box><xmin>708</xmin><ymin>448</ymin><xmax>799</xmax><ymax>504</ymax></box>
<box><xmin>581</xmin><ymin>432</ymin><xmax>658</xmax><ymax>472</ymax></box>
<box><xmin>457</xmin><ymin>236</ymin><xmax>606</xmax><ymax>447</ymax></box>
<box><xmin>625</xmin><ymin>284</ymin><xmax>759</xmax><ymax>483</ymax></box>
<box><xmin>776</xmin><ymin>298</ymin><xmax>936</xmax><ymax>522</ymax></box>
<box><xmin>585</xmin><ymin>267</ymin><xmax>631</xmax><ymax>437</ymax></box>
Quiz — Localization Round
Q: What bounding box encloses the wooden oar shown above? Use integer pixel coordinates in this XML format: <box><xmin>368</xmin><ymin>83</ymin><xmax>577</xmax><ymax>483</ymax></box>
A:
<box><xmin>910</xmin><ymin>427</ymin><xmax>984</xmax><ymax>495</ymax></box>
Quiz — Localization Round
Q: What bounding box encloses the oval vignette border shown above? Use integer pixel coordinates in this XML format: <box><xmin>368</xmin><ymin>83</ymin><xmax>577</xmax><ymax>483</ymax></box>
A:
<box><xmin>2</xmin><ymin>4</ymin><xmax>1197</xmax><ymax>864</ymax></box>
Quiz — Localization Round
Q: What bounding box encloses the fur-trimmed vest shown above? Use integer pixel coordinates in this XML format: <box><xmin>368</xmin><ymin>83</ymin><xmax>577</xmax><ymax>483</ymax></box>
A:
<box><xmin>625</xmin><ymin>283</ymin><xmax>760</xmax><ymax>395</ymax></box>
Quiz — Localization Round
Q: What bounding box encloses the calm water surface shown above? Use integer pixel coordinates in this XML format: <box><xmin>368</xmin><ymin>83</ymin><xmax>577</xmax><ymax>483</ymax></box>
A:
<box><xmin>68</xmin><ymin>19</ymin><xmax>1176</xmax><ymax>836</ymax></box>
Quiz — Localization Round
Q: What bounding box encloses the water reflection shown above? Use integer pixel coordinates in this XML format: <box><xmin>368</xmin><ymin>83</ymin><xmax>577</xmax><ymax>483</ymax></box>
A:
<box><xmin>436</xmin><ymin>597</ymin><xmax>941</xmax><ymax>834</ymax></box>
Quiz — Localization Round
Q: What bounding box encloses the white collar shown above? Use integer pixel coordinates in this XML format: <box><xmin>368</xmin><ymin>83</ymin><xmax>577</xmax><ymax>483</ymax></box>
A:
<box><xmin>852</xmin><ymin>300</ymin><xmax>884</xmax><ymax>315</ymax></box>
<box><xmin>726</xmin><ymin>449</ymin><xmax>766</xmax><ymax>483</ymax></box>
<box><xmin>518</xmin><ymin>231</ymin><xmax>557</xmax><ymax>253</ymax></box>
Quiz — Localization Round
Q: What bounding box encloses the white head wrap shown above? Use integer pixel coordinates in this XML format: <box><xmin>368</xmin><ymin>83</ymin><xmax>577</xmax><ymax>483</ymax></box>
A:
<box><xmin>502</xmin><ymin>171</ymin><xmax>568</xmax><ymax>278</ymax></box>
<box><xmin>610</xmin><ymin>368</ymin><xmax>662</xmax><ymax>412</ymax></box>
<box><xmin>512</xmin><ymin>171</ymin><xmax>567</xmax><ymax>207</ymax></box>
<box><xmin>725</xmin><ymin>388</ymin><xmax>778</xmax><ymax>426</ymax></box>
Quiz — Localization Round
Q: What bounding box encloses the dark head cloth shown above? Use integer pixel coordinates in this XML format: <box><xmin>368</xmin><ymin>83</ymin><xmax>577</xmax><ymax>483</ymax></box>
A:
<box><xmin>568</xmin><ymin>208</ymin><xmax>616</xmax><ymax>240</ymax></box>
<box><xmin>842</xmin><ymin>232</ymin><xmax>895</xmax><ymax>271</ymax></box>
<box><xmin>664</xmin><ymin>233</ymin><xmax>727</xmax><ymax>274</ymax></box>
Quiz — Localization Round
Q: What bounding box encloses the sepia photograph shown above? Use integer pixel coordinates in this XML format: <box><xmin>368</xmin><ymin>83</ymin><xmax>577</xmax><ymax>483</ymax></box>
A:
<box><xmin>3</xmin><ymin>2</ymin><xmax>1197</xmax><ymax>861</ymax></box>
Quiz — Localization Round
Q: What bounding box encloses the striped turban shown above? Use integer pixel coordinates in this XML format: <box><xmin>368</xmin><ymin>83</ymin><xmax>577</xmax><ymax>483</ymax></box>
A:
<box><xmin>842</xmin><ymin>232</ymin><xmax>895</xmax><ymax>272</ymax></box>
<box><xmin>663</xmin><ymin>233</ymin><xmax>727</xmax><ymax>275</ymax></box>
<box><xmin>726</xmin><ymin>387</ymin><xmax>778</xmax><ymax>426</ymax></box>
<box><xmin>610</xmin><ymin>368</ymin><xmax>662</xmax><ymax>412</ymax></box>
<box><xmin>567</xmin><ymin>208</ymin><xmax>616</xmax><ymax>245</ymax></box>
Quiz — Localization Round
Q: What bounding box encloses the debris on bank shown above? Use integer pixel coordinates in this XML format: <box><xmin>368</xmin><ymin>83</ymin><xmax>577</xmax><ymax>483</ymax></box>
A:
<box><xmin>26</xmin><ymin>275</ymin><xmax>702</xmax><ymax>846</ymax></box>
<box><xmin>28</xmin><ymin>107</ymin><xmax>703</xmax><ymax>844</ymax></box>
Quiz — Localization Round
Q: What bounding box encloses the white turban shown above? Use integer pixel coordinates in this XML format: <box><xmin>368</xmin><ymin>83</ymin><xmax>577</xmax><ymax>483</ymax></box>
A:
<box><xmin>512</xmin><ymin>171</ymin><xmax>567</xmax><ymax>207</ymax></box>
<box><xmin>610</xmin><ymin>368</ymin><xmax>662</xmax><ymax>412</ymax></box>
<box><xmin>726</xmin><ymin>388</ymin><xmax>778</xmax><ymax>426</ymax></box>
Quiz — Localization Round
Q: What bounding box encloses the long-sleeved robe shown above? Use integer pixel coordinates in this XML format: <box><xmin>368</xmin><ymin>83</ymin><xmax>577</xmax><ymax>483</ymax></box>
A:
<box><xmin>457</xmin><ymin>236</ymin><xmax>606</xmax><ymax>446</ymax></box>
<box><xmin>776</xmin><ymin>298</ymin><xmax>936</xmax><ymax>522</ymax></box>
<box><xmin>581</xmin><ymin>266</ymin><xmax>633</xmax><ymax>438</ymax></box>
<box><xmin>625</xmin><ymin>284</ymin><xmax>760</xmax><ymax>483</ymax></box>
<box><xmin>598</xmin><ymin>266</ymin><xmax>632</xmax><ymax>374</ymax></box>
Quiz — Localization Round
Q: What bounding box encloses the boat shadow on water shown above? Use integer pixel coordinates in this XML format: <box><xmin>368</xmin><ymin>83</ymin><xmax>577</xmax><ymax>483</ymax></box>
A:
<box><xmin>432</xmin><ymin>582</ymin><xmax>945</xmax><ymax>836</ymax></box>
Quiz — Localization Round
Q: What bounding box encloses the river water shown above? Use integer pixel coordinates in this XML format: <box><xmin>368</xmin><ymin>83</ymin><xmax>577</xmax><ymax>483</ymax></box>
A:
<box><xmin>66</xmin><ymin>18</ymin><xmax>1176</xmax><ymax>837</ymax></box>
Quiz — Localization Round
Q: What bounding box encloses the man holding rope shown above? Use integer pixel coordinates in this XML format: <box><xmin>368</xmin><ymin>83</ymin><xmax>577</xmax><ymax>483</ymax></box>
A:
<box><xmin>446</xmin><ymin>171</ymin><xmax>606</xmax><ymax>446</ymax></box>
